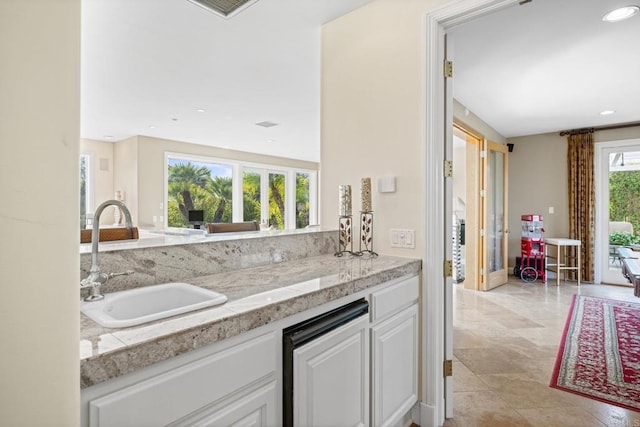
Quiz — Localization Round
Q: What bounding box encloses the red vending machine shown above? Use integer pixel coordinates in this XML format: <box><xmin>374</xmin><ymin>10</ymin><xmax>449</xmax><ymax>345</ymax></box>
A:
<box><xmin>515</xmin><ymin>214</ymin><xmax>546</xmax><ymax>282</ymax></box>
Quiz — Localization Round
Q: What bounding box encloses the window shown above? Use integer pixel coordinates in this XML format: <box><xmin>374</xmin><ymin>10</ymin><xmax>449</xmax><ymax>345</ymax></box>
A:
<box><xmin>166</xmin><ymin>156</ymin><xmax>233</xmax><ymax>228</ymax></box>
<box><xmin>296</xmin><ymin>172</ymin><xmax>311</xmax><ymax>229</ymax></box>
<box><xmin>80</xmin><ymin>154</ymin><xmax>91</xmax><ymax>229</ymax></box>
<box><xmin>268</xmin><ymin>172</ymin><xmax>286</xmax><ymax>229</ymax></box>
<box><xmin>165</xmin><ymin>153</ymin><xmax>317</xmax><ymax>230</ymax></box>
<box><xmin>243</xmin><ymin>171</ymin><xmax>261</xmax><ymax>223</ymax></box>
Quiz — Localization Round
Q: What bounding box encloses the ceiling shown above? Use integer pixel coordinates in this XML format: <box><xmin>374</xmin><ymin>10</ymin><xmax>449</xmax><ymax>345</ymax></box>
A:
<box><xmin>82</xmin><ymin>0</ymin><xmax>640</xmax><ymax>164</ymax></box>
<box><xmin>81</xmin><ymin>0</ymin><xmax>371</xmax><ymax>162</ymax></box>
<box><xmin>449</xmin><ymin>0</ymin><xmax>640</xmax><ymax>138</ymax></box>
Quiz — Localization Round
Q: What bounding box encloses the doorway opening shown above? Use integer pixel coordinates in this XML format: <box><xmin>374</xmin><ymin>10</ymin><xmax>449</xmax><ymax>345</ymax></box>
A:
<box><xmin>452</xmin><ymin>123</ymin><xmax>481</xmax><ymax>290</ymax></box>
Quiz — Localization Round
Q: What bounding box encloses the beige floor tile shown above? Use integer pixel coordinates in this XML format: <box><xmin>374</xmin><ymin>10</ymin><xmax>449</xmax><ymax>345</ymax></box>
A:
<box><xmin>453</xmin><ymin>328</ymin><xmax>489</xmax><ymax>349</ymax></box>
<box><xmin>552</xmin><ymin>390</ymin><xmax>640</xmax><ymax>426</ymax></box>
<box><xmin>453</xmin><ymin>391</ymin><xmax>533</xmax><ymax>426</ymax></box>
<box><xmin>454</xmin><ymin>347</ymin><xmax>529</xmax><ymax>375</ymax></box>
<box><xmin>453</xmin><ymin>361</ymin><xmax>490</xmax><ymax>392</ymax></box>
<box><xmin>515</xmin><ymin>406</ymin><xmax>607</xmax><ymax>427</ymax></box>
<box><xmin>477</xmin><ymin>373</ymin><xmax>576</xmax><ymax>409</ymax></box>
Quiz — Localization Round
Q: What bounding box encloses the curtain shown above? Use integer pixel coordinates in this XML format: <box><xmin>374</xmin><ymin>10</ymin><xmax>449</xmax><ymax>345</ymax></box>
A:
<box><xmin>567</xmin><ymin>132</ymin><xmax>595</xmax><ymax>282</ymax></box>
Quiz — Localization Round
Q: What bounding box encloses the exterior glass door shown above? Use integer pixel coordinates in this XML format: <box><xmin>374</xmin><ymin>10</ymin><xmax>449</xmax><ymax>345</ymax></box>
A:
<box><xmin>599</xmin><ymin>145</ymin><xmax>640</xmax><ymax>285</ymax></box>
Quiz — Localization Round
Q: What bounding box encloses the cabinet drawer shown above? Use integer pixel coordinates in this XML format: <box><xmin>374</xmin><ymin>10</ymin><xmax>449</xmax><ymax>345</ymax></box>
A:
<box><xmin>370</xmin><ymin>275</ymin><xmax>419</xmax><ymax>323</ymax></box>
<box><xmin>88</xmin><ymin>332</ymin><xmax>276</xmax><ymax>427</ymax></box>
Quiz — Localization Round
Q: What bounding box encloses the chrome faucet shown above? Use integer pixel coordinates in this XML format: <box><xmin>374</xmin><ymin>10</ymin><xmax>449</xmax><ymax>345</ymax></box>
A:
<box><xmin>81</xmin><ymin>199</ymin><xmax>134</xmax><ymax>301</ymax></box>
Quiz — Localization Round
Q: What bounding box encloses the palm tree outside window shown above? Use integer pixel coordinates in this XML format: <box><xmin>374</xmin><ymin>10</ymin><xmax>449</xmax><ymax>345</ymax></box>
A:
<box><xmin>167</xmin><ymin>158</ymin><xmax>233</xmax><ymax>228</ymax></box>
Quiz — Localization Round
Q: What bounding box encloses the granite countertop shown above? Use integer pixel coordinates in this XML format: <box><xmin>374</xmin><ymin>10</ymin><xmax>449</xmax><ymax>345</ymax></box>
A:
<box><xmin>80</xmin><ymin>254</ymin><xmax>421</xmax><ymax>388</ymax></box>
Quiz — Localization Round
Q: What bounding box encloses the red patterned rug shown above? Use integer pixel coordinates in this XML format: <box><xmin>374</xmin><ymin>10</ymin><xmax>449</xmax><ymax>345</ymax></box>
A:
<box><xmin>551</xmin><ymin>295</ymin><xmax>640</xmax><ymax>411</ymax></box>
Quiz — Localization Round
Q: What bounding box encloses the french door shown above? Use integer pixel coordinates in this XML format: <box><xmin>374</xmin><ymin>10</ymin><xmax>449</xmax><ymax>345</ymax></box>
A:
<box><xmin>481</xmin><ymin>141</ymin><xmax>509</xmax><ymax>290</ymax></box>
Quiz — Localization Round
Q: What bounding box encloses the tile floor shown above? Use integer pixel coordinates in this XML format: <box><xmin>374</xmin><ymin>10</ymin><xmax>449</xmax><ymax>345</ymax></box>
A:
<box><xmin>444</xmin><ymin>275</ymin><xmax>640</xmax><ymax>427</ymax></box>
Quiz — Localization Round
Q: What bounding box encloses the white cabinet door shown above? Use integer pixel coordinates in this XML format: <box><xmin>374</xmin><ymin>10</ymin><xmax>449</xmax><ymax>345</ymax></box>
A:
<box><xmin>169</xmin><ymin>380</ymin><xmax>277</xmax><ymax>427</ymax></box>
<box><xmin>371</xmin><ymin>304</ymin><xmax>419</xmax><ymax>427</ymax></box>
<box><xmin>294</xmin><ymin>315</ymin><xmax>369</xmax><ymax>427</ymax></box>
<box><xmin>87</xmin><ymin>333</ymin><xmax>277</xmax><ymax>427</ymax></box>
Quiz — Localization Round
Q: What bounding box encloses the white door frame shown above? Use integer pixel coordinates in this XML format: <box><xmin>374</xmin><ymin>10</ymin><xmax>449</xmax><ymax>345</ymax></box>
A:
<box><xmin>423</xmin><ymin>1</ymin><xmax>519</xmax><ymax>426</ymax></box>
<box><xmin>594</xmin><ymin>138</ymin><xmax>640</xmax><ymax>284</ymax></box>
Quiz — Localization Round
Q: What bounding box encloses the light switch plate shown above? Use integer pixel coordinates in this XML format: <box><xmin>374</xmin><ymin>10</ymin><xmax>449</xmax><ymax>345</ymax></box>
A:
<box><xmin>378</xmin><ymin>176</ymin><xmax>396</xmax><ymax>193</ymax></box>
<box><xmin>390</xmin><ymin>228</ymin><xmax>415</xmax><ymax>248</ymax></box>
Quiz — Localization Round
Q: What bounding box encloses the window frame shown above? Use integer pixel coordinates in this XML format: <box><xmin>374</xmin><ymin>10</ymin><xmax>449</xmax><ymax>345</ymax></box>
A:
<box><xmin>164</xmin><ymin>152</ymin><xmax>317</xmax><ymax>231</ymax></box>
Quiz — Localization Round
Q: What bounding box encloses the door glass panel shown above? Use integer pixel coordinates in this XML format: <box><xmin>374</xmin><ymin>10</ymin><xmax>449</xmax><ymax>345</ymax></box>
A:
<box><xmin>488</xmin><ymin>150</ymin><xmax>504</xmax><ymax>272</ymax></box>
<box><xmin>607</xmin><ymin>151</ymin><xmax>640</xmax><ymax>272</ymax></box>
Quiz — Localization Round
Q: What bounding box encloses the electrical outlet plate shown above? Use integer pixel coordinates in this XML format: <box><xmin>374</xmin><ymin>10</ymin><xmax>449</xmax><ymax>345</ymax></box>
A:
<box><xmin>390</xmin><ymin>229</ymin><xmax>416</xmax><ymax>248</ymax></box>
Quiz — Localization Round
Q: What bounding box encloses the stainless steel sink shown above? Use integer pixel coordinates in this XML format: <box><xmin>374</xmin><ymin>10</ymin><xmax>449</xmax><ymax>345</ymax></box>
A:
<box><xmin>81</xmin><ymin>282</ymin><xmax>227</xmax><ymax>328</ymax></box>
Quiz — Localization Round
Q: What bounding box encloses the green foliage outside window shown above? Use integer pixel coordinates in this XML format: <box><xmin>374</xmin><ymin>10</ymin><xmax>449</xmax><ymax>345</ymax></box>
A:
<box><xmin>168</xmin><ymin>158</ymin><xmax>314</xmax><ymax>230</ymax></box>
<box><xmin>269</xmin><ymin>173</ymin><xmax>285</xmax><ymax>229</ymax></box>
<box><xmin>167</xmin><ymin>160</ymin><xmax>232</xmax><ymax>228</ymax></box>
<box><xmin>243</xmin><ymin>172</ymin><xmax>261</xmax><ymax>223</ymax></box>
<box><xmin>608</xmin><ymin>230</ymin><xmax>639</xmax><ymax>246</ymax></box>
<box><xmin>296</xmin><ymin>173</ymin><xmax>310</xmax><ymax>229</ymax></box>
<box><xmin>609</xmin><ymin>170</ymin><xmax>640</xmax><ymax>240</ymax></box>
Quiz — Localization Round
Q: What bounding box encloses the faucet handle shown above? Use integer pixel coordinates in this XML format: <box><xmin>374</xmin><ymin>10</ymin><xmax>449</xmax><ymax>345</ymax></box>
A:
<box><xmin>82</xmin><ymin>281</ymin><xmax>105</xmax><ymax>302</ymax></box>
<box><xmin>108</xmin><ymin>270</ymin><xmax>134</xmax><ymax>278</ymax></box>
<box><xmin>80</xmin><ymin>278</ymin><xmax>94</xmax><ymax>289</ymax></box>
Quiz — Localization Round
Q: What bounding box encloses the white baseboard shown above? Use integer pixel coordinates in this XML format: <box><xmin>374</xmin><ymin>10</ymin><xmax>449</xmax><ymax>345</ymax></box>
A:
<box><xmin>418</xmin><ymin>401</ymin><xmax>439</xmax><ymax>427</ymax></box>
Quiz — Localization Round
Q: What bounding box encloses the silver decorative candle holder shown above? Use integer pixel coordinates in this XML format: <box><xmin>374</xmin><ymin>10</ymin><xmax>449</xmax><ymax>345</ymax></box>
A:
<box><xmin>335</xmin><ymin>185</ymin><xmax>359</xmax><ymax>257</ymax></box>
<box><xmin>357</xmin><ymin>211</ymin><xmax>378</xmax><ymax>257</ymax></box>
<box><xmin>335</xmin><ymin>215</ymin><xmax>358</xmax><ymax>257</ymax></box>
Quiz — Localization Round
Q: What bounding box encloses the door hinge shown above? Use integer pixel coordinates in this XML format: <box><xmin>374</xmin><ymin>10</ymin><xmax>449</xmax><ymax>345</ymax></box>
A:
<box><xmin>480</xmin><ymin>268</ymin><xmax>485</xmax><ymax>276</ymax></box>
<box><xmin>480</xmin><ymin>228</ymin><xmax>485</xmax><ymax>236</ymax></box>
<box><xmin>444</xmin><ymin>159</ymin><xmax>453</xmax><ymax>177</ymax></box>
<box><xmin>444</xmin><ymin>260</ymin><xmax>453</xmax><ymax>277</ymax></box>
<box><xmin>443</xmin><ymin>359</ymin><xmax>453</xmax><ymax>377</ymax></box>
<box><xmin>480</xmin><ymin>190</ymin><xmax>485</xmax><ymax>198</ymax></box>
<box><xmin>444</xmin><ymin>60</ymin><xmax>453</xmax><ymax>78</ymax></box>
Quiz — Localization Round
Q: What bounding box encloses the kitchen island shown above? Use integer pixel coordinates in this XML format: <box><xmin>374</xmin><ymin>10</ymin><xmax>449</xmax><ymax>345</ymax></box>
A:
<box><xmin>80</xmin><ymin>229</ymin><xmax>422</xmax><ymax>426</ymax></box>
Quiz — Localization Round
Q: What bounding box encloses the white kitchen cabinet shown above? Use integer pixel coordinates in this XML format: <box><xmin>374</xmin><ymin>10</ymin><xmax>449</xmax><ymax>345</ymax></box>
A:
<box><xmin>84</xmin><ymin>332</ymin><xmax>278</xmax><ymax>427</ymax></box>
<box><xmin>81</xmin><ymin>273</ymin><xmax>421</xmax><ymax>427</ymax></box>
<box><xmin>293</xmin><ymin>315</ymin><xmax>370</xmax><ymax>427</ymax></box>
<box><xmin>371</xmin><ymin>305</ymin><xmax>419</xmax><ymax>427</ymax></box>
<box><xmin>168</xmin><ymin>378</ymin><xmax>277</xmax><ymax>427</ymax></box>
<box><xmin>370</xmin><ymin>275</ymin><xmax>420</xmax><ymax>427</ymax></box>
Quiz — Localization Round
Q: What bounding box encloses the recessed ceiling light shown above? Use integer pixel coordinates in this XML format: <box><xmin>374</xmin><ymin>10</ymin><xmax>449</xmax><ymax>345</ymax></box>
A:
<box><xmin>600</xmin><ymin>110</ymin><xmax>616</xmax><ymax>115</ymax></box>
<box><xmin>256</xmin><ymin>121</ymin><xmax>278</xmax><ymax>128</ymax></box>
<box><xmin>148</xmin><ymin>125</ymin><xmax>157</xmax><ymax>129</ymax></box>
<box><xmin>196</xmin><ymin>109</ymin><xmax>206</xmax><ymax>113</ymax></box>
<box><xmin>104</xmin><ymin>135</ymin><xmax>114</xmax><ymax>140</ymax></box>
<box><xmin>602</xmin><ymin>6</ymin><xmax>639</xmax><ymax>22</ymax></box>
<box><xmin>266</xmin><ymin>139</ymin><xmax>275</xmax><ymax>143</ymax></box>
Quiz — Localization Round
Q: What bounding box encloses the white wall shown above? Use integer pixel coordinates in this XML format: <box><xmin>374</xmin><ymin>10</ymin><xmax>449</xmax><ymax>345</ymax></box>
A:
<box><xmin>506</xmin><ymin>132</ymin><xmax>567</xmax><ymax>267</ymax></box>
<box><xmin>114</xmin><ymin>136</ymin><xmax>140</xmax><ymax>224</ymax></box>
<box><xmin>0</xmin><ymin>1</ymin><xmax>80</xmax><ymax>425</ymax></box>
<box><xmin>81</xmin><ymin>138</ymin><xmax>115</xmax><ymax>223</ymax></box>
<box><xmin>321</xmin><ymin>0</ymin><xmax>448</xmax><ymax>258</ymax></box>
